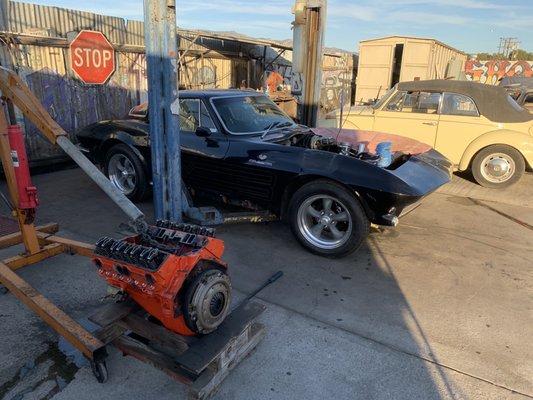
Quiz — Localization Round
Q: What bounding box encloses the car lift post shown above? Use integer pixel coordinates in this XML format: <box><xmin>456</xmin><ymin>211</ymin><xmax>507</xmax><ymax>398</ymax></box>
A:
<box><xmin>144</xmin><ymin>0</ymin><xmax>226</xmax><ymax>226</ymax></box>
<box><xmin>291</xmin><ymin>0</ymin><xmax>327</xmax><ymax>127</ymax></box>
<box><xmin>144</xmin><ymin>0</ymin><xmax>182</xmax><ymax>222</ymax></box>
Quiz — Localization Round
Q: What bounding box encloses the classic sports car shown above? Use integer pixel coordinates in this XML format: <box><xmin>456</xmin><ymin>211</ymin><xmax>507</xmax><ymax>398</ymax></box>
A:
<box><xmin>345</xmin><ymin>80</ymin><xmax>533</xmax><ymax>188</ymax></box>
<box><xmin>76</xmin><ymin>90</ymin><xmax>451</xmax><ymax>257</ymax></box>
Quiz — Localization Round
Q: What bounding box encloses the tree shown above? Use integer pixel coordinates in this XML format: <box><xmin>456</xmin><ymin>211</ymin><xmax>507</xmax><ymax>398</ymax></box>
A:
<box><xmin>476</xmin><ymin>52</ymin><xmax>507</xmax><ymax>60</ymax></box>
<box><xmin>471</xmin><ymin>50</ymin><xmax>533</xmax><ymax>61</ymax></box>
<box><xmin>511</xmin><ymin>49</ymin><xmax>533</xmax><ymax>61</ymax></box>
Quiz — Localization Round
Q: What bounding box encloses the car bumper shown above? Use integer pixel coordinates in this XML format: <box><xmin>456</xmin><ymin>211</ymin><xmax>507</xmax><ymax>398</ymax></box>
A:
<box><xmin>364</xmin><ymin>150</ymin><xmax>452</xmax><ymax>227</ymax></box>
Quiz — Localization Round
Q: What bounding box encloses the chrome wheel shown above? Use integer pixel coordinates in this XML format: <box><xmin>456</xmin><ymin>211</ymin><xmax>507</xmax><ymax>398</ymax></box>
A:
<box><xmin>108</xmin><ymin>154</ymin><xmax>137</xmax><ymax>195</ymax></box>
<box><xmin>297</xmin><ymin>195</ymin><xmax>352</xmax><ymax>250</ymax></box>
<box><xmin>480</xmin><ymin>153</ymin><xmax>515</xmax><ymax>184</ymax></box>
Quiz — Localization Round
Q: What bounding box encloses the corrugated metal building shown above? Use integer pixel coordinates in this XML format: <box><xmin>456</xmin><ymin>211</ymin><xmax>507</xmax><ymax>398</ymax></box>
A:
<box><xmin>355</xmin><ymin>36</ymin><xmax>466</xmax><ymax>104</ymax></box>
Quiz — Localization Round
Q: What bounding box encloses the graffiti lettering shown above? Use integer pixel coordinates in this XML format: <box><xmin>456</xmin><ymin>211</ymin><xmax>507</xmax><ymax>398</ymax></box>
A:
<box><xmin>465</xmin><ymin>60</ymin><xmax>533</xmax><ymax>85</ymax></box>
<box><xmin>267</xmin><ymin>56</ymin><xmax>354</xmax><ymax>111</ymax></box>
<box><xmin>321</xmin><ymin>70</ymin><xmax>352</xmax><ymax>113</ymax></box>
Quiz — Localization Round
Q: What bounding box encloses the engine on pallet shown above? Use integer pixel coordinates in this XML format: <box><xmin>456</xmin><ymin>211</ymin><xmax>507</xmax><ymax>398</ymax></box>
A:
<box><xmin>93</xmin><ymin>220</ymin><xmax>231</xmax><ymax>336</ymax></box>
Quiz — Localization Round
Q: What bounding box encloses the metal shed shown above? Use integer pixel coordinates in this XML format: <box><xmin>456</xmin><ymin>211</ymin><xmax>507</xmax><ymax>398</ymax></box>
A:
<box><xmin>355</xmin><ymin>35</ymin><xmax>466</xmax><ymax>104</ymax></box>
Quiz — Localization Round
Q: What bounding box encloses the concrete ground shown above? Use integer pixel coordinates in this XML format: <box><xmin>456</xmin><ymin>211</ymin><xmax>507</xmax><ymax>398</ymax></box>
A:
<box><xmin>438</xmin><ymin>171</ymin><xmax>533</xmax><ymax>208</ymax></box>
<box><xmin>0</xmin><ymin>169</ymin><xmax>532</xmax><ymax>400</ymax></box>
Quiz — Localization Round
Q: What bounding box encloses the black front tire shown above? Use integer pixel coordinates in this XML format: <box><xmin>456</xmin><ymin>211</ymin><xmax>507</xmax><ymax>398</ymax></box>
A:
<box><xmin>288</xmin><ymin>180</ymin><xmax>370</xmax><ymax>258</ymax></box>
<box><xmin>104</xmin><ymin>144</ymin><xmax>150</xmax><ymax>201</ymax></box>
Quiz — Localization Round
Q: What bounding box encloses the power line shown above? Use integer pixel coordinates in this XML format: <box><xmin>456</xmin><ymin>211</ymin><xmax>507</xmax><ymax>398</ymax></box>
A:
<box><xmin>497</xmin><ymin>37</ymin><xmax>520</xmax><ymax>59</ymax></box>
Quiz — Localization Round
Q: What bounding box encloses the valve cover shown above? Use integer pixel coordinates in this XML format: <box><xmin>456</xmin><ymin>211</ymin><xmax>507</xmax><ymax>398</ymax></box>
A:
<box><xmin>93</xmin><ymin>220</ymin><xmax>231</xmax><ymax>336</ymax></box>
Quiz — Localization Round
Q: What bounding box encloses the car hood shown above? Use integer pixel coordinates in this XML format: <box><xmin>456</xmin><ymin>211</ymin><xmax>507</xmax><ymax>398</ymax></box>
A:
<box><xmin>311</xmin><ymin>128</ymin><xmax>433</xmax><ymax>155</ymax></box>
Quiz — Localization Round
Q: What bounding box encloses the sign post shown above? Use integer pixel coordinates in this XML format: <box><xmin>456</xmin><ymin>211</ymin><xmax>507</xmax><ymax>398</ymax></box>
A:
<box><xmin>69</xmin><ymin>30</ymin><xmax>116</xmax><ymax>85</ymax></box>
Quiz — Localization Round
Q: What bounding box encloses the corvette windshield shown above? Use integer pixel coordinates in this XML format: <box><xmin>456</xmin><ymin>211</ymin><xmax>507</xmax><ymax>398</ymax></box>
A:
<box><xmin>212</xmin><ymin>95</ymin><xmax>295</xmax><ymax>134</ymax></box>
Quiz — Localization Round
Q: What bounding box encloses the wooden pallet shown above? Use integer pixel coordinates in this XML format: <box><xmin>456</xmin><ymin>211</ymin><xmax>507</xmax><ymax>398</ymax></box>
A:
<box><xmin>89</xmin><ymin>300</ymin><xmax>266</xmax><ymax>400</ymax></box>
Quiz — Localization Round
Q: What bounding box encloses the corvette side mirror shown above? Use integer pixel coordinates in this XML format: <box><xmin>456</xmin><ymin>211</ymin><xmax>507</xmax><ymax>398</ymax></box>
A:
<box><xmin>195</xmin><ymin>127</ymin><xmax>211</xmax><ymax>137</ymax></box>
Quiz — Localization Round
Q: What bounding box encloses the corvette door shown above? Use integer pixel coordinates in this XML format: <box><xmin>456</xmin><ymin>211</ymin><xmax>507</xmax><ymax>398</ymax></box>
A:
<box><xmin>179</xmin><ymin>98</ymin><xmax>230</xmax><ymax>192</ymax></box>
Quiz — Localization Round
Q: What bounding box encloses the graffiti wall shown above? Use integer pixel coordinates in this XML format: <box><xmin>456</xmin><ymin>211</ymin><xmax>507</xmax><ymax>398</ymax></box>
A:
<box><xmin>465</xmin><ymin>60</ymin><xmax>533</xmax><ymax>85</ymax></box>
<box><xmin>265</xmin><ymin>53</ymin><xmax>355</xmax><ymax>113</ymax></box>
<box><xmin>321</xmin><ymin>69</ymin><xmax>353</xmax><ymax>113</ymax></box>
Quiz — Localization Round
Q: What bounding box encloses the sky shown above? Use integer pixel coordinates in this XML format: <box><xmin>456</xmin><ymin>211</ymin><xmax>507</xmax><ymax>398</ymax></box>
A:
<box><xmin>24</xmin><ymin>0</ymin><xmax>533</xmax><ymax>54</ymax></box>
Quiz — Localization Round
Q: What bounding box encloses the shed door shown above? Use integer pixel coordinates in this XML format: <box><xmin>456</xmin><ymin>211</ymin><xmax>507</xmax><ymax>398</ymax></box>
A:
<box><xmin>400</xmin><ymin>40</ymin><xmax>432</xmax><ymax>82</ymax></box>
<box><xmin>356</xmin><ymin>43</ymin><xmax>395</xmax><ymax>104</ymax></box>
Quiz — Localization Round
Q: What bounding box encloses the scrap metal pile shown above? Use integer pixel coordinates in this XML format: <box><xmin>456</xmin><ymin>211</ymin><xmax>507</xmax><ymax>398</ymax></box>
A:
<box><xmin>93</xmin><ymin>220</ymin><xmax>232</xmax><ymax>336</ymax></box>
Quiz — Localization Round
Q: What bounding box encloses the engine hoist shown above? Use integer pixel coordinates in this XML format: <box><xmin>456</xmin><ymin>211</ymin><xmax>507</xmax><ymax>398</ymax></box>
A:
<box><xmin>0</xmin><ymin>66</ymin><xmax>273</xmax><ymax>398</ymax></box>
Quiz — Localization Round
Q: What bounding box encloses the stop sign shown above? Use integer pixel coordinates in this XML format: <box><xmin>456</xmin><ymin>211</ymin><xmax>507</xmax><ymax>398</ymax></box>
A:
<box><xmin>70</xmin><ymin>30</ymin><xmax>115</xmax><ymax>85</ymax></box>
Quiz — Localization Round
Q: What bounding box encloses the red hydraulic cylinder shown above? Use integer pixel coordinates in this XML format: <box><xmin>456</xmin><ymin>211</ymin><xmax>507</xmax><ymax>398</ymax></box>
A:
<box><xmin>7</xmin><ymin>125</ymin><xmax>38</xmax><ymax>210</ymax></box>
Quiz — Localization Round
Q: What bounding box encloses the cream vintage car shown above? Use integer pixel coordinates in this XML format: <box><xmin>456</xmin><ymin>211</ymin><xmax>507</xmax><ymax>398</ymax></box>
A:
<box><xmin>345</xmin><ymin>80</ymin><xmax>533</xmax><ymax>188</ymax></box>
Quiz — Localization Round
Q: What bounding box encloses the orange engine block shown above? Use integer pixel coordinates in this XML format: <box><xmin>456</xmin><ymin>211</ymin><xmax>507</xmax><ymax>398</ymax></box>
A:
<box><xmin>93</xmin><ymin>220</ymin><xmax>232</xmax><ymax>336</ymax></box>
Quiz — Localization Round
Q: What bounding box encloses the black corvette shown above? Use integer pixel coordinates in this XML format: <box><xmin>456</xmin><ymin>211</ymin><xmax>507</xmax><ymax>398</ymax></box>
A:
<box><xmin>76</xmin><ymin>90</ymin><xmax>452</xmax><ymax>257</ymax></box>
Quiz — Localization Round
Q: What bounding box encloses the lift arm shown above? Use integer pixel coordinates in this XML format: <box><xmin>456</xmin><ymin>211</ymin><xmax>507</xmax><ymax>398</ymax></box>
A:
<box><xmin>0</xmin><ymin>67</ymin><xmax>65</xmax><ymax>144</ymax></box>
<box><xmin>0</xmin><ymin>67</ymin><xmax>146</xmax><ymax>230</ymax></box>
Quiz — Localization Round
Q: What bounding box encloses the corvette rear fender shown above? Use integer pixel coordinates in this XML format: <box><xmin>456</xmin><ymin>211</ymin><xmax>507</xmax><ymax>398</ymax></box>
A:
<box><xmin>98</xmin><ymin>131</ymin><xmax>149</xmax><ymax>167</ymax></box>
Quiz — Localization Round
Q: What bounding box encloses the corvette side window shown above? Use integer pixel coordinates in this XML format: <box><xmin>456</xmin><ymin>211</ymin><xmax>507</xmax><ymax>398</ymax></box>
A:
<box><xmin>179</xmin><ymin>99</ymin><xmax>217</xmax><ymax>132</ymax></box>
<box><xmin>199</xmin><ymin>101</ymin><xmax>217</xmax><ymax>132</ymax></box>
<box><xmin>179</xmin><ymin>99</ymin><xmax>200</xmax><ymax>132</ymax></box>
<box><xmin>441</xmin><ymin>93</ymin><xmax>479</xmax><ymax>117</ymax></box>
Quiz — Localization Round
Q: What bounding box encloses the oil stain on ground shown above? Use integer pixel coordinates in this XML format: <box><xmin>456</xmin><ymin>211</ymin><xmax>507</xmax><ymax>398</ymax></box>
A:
<box><xmin>0</xmin><ymin>341</ymin><xmax>78</xmax><ymax>400</ymax></box>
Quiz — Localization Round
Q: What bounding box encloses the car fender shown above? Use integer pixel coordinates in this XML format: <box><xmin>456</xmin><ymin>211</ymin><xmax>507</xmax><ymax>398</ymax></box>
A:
<box><xmin>459</xmin><ymin>129</ymin><xmax>533</xmax><ymax>170</ymax></box>
<box><xmin>98</xmin><ymin>131</ymin><xmax>149</xmax><ymax>167</ymax></box>
<box><xmin>280</xmin><ymin>173</ymin><xmax>374</xmax><ymax>220</ymax></box>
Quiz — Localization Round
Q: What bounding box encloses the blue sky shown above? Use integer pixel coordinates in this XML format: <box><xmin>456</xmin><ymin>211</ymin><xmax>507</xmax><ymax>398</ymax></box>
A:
<box><xmin>26</xmin><ymin>0</ymin><xmax>533</xmax><ymax>53</ymax></box>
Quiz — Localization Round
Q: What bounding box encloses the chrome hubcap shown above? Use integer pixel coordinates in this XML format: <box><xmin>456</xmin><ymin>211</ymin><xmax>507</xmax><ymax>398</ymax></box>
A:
<box><xmin>480</xmin><ymin>153</ymin><xmax>515</xmax><ymax>183</ymax></box>
<box><xmin>108</xmin><ymin>154</ymin><xmax>137</xmax><ymax>195</ymax></box>
<box><xmin>297</xmin><ymin>195</ymin><xmax>352</xmax><ymax>250</ymax></box>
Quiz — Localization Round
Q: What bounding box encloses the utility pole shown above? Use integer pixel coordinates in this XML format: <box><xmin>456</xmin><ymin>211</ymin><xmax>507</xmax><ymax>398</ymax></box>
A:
<box><xmin>498</xmin><ymin>37</ymin><xmax>520</xmax><ymax>59</ymax></box>
<box><xmin>291</xmin><ymin>0</ymin><xmax>327</xmax><ymax>127</ymax></box>
<box><xmin>144</xmin><ymin>0</ymin><xmax>182</xmax><ymax>221</ymax></box>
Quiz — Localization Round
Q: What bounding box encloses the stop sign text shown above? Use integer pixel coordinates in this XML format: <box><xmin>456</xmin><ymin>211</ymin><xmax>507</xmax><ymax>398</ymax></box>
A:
<box><xmin>69</xmin><ymin>30</ymin><xmax>116</xmax><ymax>85</ymax></box>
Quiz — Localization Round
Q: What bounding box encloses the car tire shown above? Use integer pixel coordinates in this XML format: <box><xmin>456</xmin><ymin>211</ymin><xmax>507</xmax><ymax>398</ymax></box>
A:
<box><xmin>104</xmin><ymin>144</ymin><xmax>149</xmax><ymax>201</ymax></box>
<box><xmin>288</xmin><ymin>180</ymin><xmax>370</xmax><ymax>258</ymax></box>
<box><xmin>471</xmin><ymin>145</ymin><xmax>525</xmax><ymax>189</ymax></box>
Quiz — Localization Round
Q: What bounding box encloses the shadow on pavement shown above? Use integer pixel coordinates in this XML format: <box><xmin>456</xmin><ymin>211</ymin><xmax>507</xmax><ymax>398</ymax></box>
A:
<box><xmin>0</xmin><ymin>168</ymin><xmax>466</xmax><ymax>399</ymax></box>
